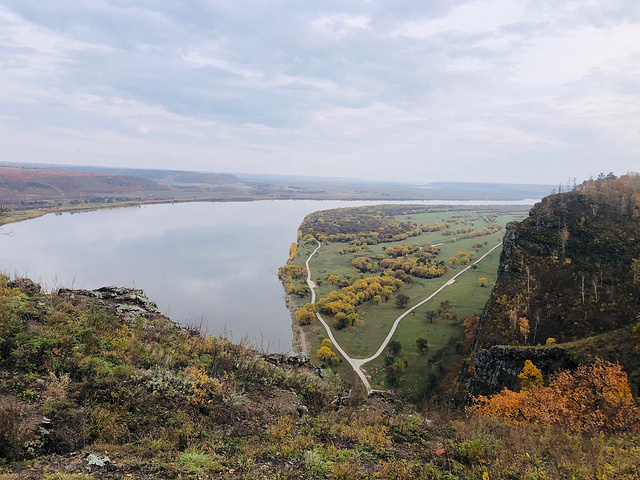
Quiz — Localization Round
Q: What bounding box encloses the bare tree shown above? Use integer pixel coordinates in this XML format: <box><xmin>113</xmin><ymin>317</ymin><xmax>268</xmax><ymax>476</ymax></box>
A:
<box><xmin>395</xmin><ymin>293</ymin><xmax>410</xmax><ymax>309</ymax></box>
<box><xmin>532</xmin><ymin>311</ymin><xmax>541</xmax><ymax>345</ymax></box>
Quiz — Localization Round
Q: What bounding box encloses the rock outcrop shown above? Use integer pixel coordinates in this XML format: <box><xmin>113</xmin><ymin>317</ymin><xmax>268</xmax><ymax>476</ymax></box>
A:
<box><xmin>57</xmin><ymin>285</ymin><xmax>160</xmax><ymax>322</ymax></box>
<box><xmin>467</xmin><ymin>345</ymin><xmax>577</xmax><ymax>396</ymax></box>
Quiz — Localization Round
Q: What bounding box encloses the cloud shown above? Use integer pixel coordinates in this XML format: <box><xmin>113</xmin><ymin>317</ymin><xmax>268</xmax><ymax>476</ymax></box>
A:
<box><xmin>1</xmin><ymin>1</ymin><xmax>639</xmax><ymax>183</ymax></box>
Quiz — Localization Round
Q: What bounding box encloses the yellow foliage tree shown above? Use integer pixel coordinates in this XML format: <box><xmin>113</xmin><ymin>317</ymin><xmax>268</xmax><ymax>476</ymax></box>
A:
<box><xmin>295</xmin><ymin>303</ymin><xmax>316</xmax><ymax>325</ymax></box>
<box><xmin>518</xmin><ymin>317</ymin><xmax>530</xmax><ymax>344</ymax></box>
<box><xmin>288</xmin><ymin>243</ymin><xmax>299</xmax><ymax>263</ymax></box>
<box><xmin>317</xmin><ymin>345</ymin><xmax>334</xmax><ymax>362</ymax></box>
<box><xmin>518</xmin><ymin>360</ymin><xmax>543</xmax><ymax>389</ymax></box>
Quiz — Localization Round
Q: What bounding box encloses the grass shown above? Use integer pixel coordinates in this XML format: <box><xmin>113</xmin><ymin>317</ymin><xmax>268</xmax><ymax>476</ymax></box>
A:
<box><xmin>288</xmin><ymin>208</ymin><xmax>525</xmax><ymax>394</ymax></box>
<box><xmin>2</xmin><ymin>266</ymin><xmax>640</xmax><ymax>478</ymax></box>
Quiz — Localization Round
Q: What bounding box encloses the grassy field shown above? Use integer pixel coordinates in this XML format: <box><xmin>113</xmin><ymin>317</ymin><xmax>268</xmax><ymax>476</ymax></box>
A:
<box><xmin>285</xmin><ymin>206</ymin><xmax>527</xmax><ymax>393</ymax></box>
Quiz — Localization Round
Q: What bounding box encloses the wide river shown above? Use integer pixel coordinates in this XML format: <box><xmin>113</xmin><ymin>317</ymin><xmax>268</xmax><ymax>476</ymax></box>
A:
<box><xmin>0</xmin><ymin>199</ymin><xmax>537</xmax><ymax>352</ymax></box>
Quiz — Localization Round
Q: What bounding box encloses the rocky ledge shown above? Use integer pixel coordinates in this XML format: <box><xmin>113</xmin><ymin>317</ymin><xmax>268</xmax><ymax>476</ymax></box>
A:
<box><xmin>467</xmin><ymin>345</ymin><xmax>578</xmax><ymax>396</ymax></box>
<box><xmin>56</xmin><ymin>285</ymin><xmax>161</xmax><ymax>322</ymax></box>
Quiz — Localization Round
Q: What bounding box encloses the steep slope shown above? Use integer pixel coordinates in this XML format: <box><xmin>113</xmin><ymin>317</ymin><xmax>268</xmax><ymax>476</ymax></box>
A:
<box><xmin>477</xmin><ymin>174</ymin><xmax>640</xmax><ymax>347</ymax></box>
<box><xmin>1</xmin><ymin>280</ymin><xmax>640</xmax><ymax>476</ymax></box>
<box><xmin>469</xmin><ymin>173</ymin><xmax>640</xmax><ymax>395</ymax></box>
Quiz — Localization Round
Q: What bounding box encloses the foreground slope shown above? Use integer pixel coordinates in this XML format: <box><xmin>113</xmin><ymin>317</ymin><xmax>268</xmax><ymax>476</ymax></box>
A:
<box><xmin>2</xmin><ymin>275</ymin><xmax>640</xmax><ymax>479</ymax></box>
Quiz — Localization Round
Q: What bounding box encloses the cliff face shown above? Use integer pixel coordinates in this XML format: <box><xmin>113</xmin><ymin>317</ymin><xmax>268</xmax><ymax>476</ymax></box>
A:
<box><xmin>467</xmin><ymin>345</ymin><xmax>577</xmax><ymax>396</ymax></box>
<box><xmin>476</xmin><ymin>176</ymin><xmax>640</xmax><ymax>349</ymax></box>
<box><xmin>468</xmin><ymin>174</ymin><xmax>640</xmax><ymax>396</ymax></box>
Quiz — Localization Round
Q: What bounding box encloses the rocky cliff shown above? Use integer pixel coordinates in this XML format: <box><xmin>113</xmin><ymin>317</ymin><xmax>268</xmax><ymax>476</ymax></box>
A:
<box><xmin>468</xmin><ymin>174</ymin><xmax>640</xmax><ymax>396</ymax></box>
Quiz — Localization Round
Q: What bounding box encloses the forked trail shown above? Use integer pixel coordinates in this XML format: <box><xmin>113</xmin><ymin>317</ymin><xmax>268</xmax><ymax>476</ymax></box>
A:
<box><xmin>305</xmin><ymin>240</ymin><xmax>503</xmax><ymax>393</ymax></box>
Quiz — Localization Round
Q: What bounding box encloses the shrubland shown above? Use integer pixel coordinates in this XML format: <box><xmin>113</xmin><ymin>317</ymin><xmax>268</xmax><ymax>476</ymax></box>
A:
<box><xmin>2</xmin><ymin>274</ymin><xmax>640</xmax><ymax>479</ymax></box>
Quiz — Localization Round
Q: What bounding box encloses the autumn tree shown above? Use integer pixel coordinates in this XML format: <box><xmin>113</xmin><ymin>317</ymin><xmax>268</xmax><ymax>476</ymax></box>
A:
<box><xmin>462</xmin><ymin>313</ymin><xmax>480</xmax><ymax>353</ymax></box>
<box><xmin>438</xmin><ymin>300</ymin><xmax>451</xmax><ymax>318</ymax></box>
<box><xmin>518</xmin><ymin>317</ymin><xmax>530</xmax><ymax>344</ymax></box>
<box><xmin>478</xmin><ymin>277</ymin><xmax>488</xmax><ymax>287</ymax></box>
<box><xmin>295</xmin><ymin>303</ymin><xmax>316</xmax><ymax>325</ymax></box>
<box><xmin>288</xmin><ymin>243</ymin><xmax>299</xmax><ymax>263</ymax></box>
<box><xmin>317</xmin><ymin>345</ymin><xmax>334</xmax><ymax>362</ymax></box>
<box><xmin>518</xmin><ymin>360</ymin><xmax>543</xmax><ymax>389</ymax></box>
<box><xmin>326</xmin><ymin>274</ymin><xmax>339</xmax><ymax>285</ymax></box>
<box><xmin>381</xmin><ymin>286</ymin><xmax>394</xmax><ymax>302</ymax></box>
<box><xmin>471</xmin><ymin>358</ymin><xmax>640</xmax><ymax>434</ymax></box>
<box><xmin>395</xmin><ymin>293</ymin><xmax>410</xmax><ymax>308</ymax></box>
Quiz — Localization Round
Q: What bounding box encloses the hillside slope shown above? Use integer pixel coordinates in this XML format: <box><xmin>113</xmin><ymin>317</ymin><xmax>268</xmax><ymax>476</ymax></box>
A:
<box><xmin>469</xmin><ymin>173</ymin><xmax>640</xmax><ymax>395</ymax></box>
<box><xmin>0</xmin><ymin>167</ymin><xmax>167</xmax><ymax>203</ymax></box>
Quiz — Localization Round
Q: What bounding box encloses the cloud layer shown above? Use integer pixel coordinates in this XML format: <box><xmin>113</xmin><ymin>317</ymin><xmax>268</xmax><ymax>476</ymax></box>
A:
<box><xmin>1</xmin><ymin>0</ymin><xmax>639</xmax><ymax>183</ymax></box>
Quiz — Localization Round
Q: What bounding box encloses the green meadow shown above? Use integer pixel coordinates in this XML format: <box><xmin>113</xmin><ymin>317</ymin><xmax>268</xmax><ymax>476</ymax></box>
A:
<box><xmin>285</xmin><ymin>206</ymin><xmax>528</xmax><ymax>393</ymax></box>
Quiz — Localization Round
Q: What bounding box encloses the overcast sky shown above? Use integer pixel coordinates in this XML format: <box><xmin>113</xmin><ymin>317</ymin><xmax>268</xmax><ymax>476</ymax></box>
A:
<box><xmin>1</xmin><ymin>1</ymin><xmax>639</xmax><ymax>184</ymax></box>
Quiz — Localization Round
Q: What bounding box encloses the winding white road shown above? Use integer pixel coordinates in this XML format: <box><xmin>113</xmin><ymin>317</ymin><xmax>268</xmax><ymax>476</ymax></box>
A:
<box><xmin>305</xmin><ymin>240</ymin><xmax>503</xmax><ymax>393</ymax></box>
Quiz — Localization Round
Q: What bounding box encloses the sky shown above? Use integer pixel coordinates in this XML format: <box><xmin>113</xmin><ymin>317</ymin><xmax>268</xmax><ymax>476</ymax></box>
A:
<box><xmin>1</xmin><ymin>1</ymin><xmax>639</xmax><ymax>184</ymax></box>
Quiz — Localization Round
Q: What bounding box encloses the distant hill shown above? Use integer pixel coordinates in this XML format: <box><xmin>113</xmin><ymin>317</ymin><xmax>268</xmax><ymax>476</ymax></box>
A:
<box><xmin>0</xmin><ymin>162</ymin><xmax>555</xmax><ymax>204</ymax></box>
<box><xmin>0</xmin><ymin>166</ymin><xmax>167</xmax><ymax>203</ymax></box>
<box><xmin>47</xmin><ymin>165</ymin><xmax>244</xmax><ymax>186</ymax></box>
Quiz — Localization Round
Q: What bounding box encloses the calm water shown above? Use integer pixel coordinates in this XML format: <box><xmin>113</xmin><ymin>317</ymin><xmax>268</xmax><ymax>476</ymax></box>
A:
<box><xmin>0</xmin><ymin>199</ymin><xmax>537</xmax><ymax>351</ymax></box>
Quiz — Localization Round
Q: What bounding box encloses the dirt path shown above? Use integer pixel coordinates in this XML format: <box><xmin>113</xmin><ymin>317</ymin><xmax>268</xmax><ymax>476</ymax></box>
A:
<box><xmin>305</xmin><ymin>240</ymin><xmax>503</xmax><ymax>393</ymax></box>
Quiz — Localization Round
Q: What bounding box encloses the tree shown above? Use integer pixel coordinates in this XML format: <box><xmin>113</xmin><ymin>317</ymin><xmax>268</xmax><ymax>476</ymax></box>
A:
<box><xmin>471</xmin><ymin>358</ymin><xmax>639</xmax><ymax>434</ymax></box>
<box><xmin>518</xmin><ymin>317</ymin><xmax>530</xmax><ymax>344</ymax></box>
<box><xmin>295</xmin><ymin>303</ymin><xmax>316</xmax><ymax>325</ymax></box>
<box><xmin>518</xmin><ymin>360</ymin><xmax>543</xmax><ymax>389</ymax></box>
<box><xmin>321</xmin><ymin>338</ymin><xmax>333</xmax><ymax>349</ymax></box>
<box><xmin>386</xmin><ymin>359</ymin><xmax>406</xmax><ymax>391</ymax></box>
<box><xmin>416</xmin><ymin>337</ymin><xmax>429</xmax><ymax>354</ymax></box>
<box><xmin>395</xmin><ymin>293</ymin><xmax>410</xmax><ymax>308</ymax></box>
<box><xmin>438</xmin><ymin>300</ymin><xmax>451</xmax><ymax>318</ymax></box>
<box><xmin>294</xmin><ymin>284</ymin><xmax>310</xmax><ymax>297</ymax></box>
<box><xmin>425</xmin><ymin>310</ymin><xmax>437</xmax><ymax>323</ymax></box>
<box><xmin>326</xmin><ymin>274</ymin><xmax>339</xmax><ymax>285</ymax></box>
<box><xmin>478</xmin><ymin>277</ymin><xmax>488</xmax><ymax>287</ymax></box>
<box><xmin>333</xmin><ymin>312</ymin><xmax>349</xmax><ymax>330</ymax></box>
<box><xmin>317</xmin><ymin>345</ymin><xmax>334</xmax><ymax>362</ymax></box>
<box><xmin>387</xmin><ymin>340</ymin><xmax>402</xmax><ymax>356</ymax></box>
<box><xmin>381</xmin><ymin>287</ymin><xmax>394</xmax><ymax>302</ymax></box>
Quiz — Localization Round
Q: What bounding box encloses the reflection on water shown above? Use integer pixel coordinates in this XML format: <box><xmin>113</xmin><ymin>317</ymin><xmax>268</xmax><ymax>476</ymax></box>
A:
<box><xmin>0</xmin><ymin>199</ymin><xmax>538</xmax><ymax>352</ymax></box>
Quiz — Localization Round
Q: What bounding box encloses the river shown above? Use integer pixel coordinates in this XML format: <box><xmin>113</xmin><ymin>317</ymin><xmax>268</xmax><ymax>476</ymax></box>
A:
<box><xmin>0</xmin><ymin>199</ymin><xmax>538</xmax><ymax>351</ymax></box>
